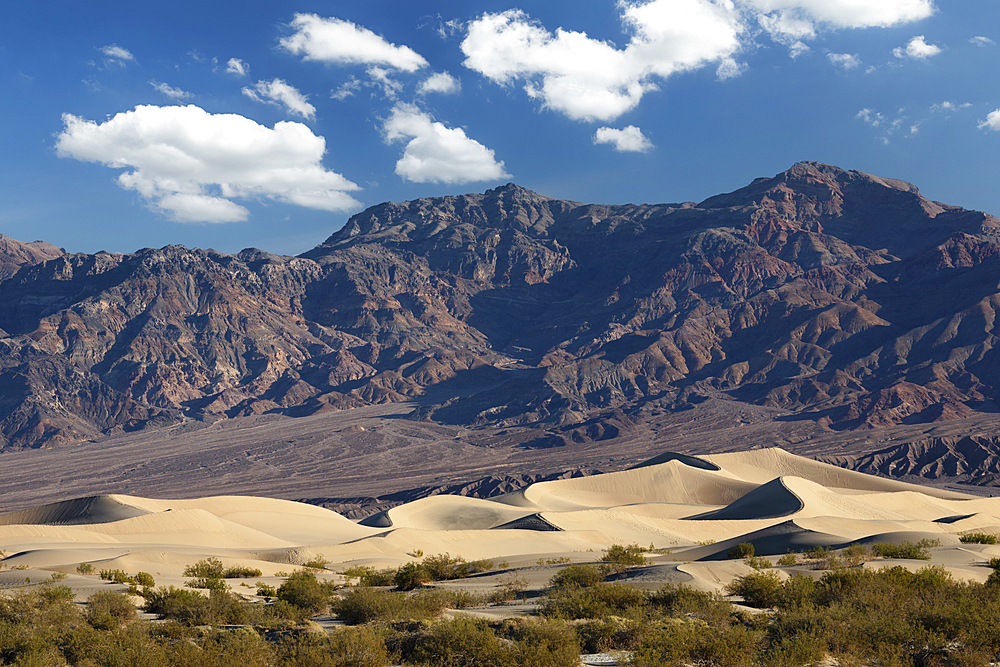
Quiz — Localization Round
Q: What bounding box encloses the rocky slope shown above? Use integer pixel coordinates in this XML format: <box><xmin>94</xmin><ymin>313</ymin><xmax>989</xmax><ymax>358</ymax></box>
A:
<box><xmin>1</xmin><ymin>161</ymin><xmax>998</xmax><ymax>449</ymax></box>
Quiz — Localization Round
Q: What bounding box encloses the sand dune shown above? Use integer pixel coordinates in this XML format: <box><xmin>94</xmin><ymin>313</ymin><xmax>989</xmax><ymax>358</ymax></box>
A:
<box><xmin>2</xmin><ymin>448</ymin><xmax>998</xmax><ymax>600</ymax></box>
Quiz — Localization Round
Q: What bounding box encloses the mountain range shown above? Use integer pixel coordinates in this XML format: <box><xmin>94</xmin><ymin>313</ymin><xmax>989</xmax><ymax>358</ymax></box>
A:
<box><xmin>1</xmin><ymin>161</ymin><xmax>998</xmax><ymax>453</ymax></box>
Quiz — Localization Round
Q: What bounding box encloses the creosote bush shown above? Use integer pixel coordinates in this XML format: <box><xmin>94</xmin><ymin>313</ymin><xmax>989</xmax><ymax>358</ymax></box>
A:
<box><xmin>960</xmin><ymin>532</ymin><xmax>998</xmax><ymax>545</ymax></box>
<box><xmin>276</xmin><ymin>569</ymin><xmax>338</xmax><ymax>612</ymax></box>
<box><xmin>599</xmin><ymin>543</ymin><xmax>649</xmax><ymax>575</ymax></box>
<box><xmin>872</xmin><ymin>539</ymin><xmax>939</xmax><ymax>560</ymax></box>
<box><xmin>728</xmin><ymin>542</ymin><xmax>755</xmax><ymax>559</ymax></box>
<box><xmin>86</xmin><ymin>589</ymin><xmax>137</xmax><ymax>629</ymax></box>
<box><xmin>548</xmin><ymin>563</ymin><xmax>604</xmax><ymax>589</ymax></box>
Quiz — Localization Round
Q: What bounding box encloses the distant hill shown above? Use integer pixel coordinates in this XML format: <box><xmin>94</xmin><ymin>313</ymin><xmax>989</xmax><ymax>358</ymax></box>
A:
<box><xmin>1</xmin><ymin>161</ymin><xmax>998</xmax><ymax>450</ymax></box>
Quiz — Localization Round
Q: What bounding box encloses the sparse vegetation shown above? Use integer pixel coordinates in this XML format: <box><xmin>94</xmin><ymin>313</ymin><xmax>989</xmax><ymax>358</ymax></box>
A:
<box><xmin>960</xmin><ymin>532</ymin><xmax>998</xmax><ymax>544</ymax></box>
<box><xmin>728</xmin><ymin>542</ymin><xmax>755</xmax><ymax>559</ymax></box>
<box><xmin>549</xmin><ymin>563</ymin><xmax>604</xmax><ymax>589</ymax></box>
<box><xmin>872</xmin><ymin>539</ymin><xmax>939</xmax><ymax>560</ymax></box>
<box><xmin>599</xmin><ymin>543</ymin><xmax>649</xmax><ymax>574</ymax></box>
<box><xmin>76</xmin><ymin>562</ymin><xmax>94</xmax><ymax>575</ymax></box>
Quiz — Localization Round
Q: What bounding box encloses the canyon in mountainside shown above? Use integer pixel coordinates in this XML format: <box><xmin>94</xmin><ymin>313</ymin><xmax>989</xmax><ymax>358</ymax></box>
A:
<box><xmin>1</xmin><ymin>161</ymin><xmax>1000</xmax><ymax>511</ymax></box>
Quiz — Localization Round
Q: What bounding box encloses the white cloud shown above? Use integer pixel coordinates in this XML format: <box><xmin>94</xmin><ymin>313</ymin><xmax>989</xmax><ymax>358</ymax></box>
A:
<box><xmin>101</xmin><ymin>44</ymin><xmax>135</xmax><ymax>62</ymax></box>
<box><xmin>827</xmin><ymin>52</ymin><xmax>861</xmax><ymax>69</ymax></box>
<box><xmin>332</xmin><ymin>77</ymin><xmax>361</xmax><ymax>100</ymax></box>
<box><xmin>970</xmin><ymin>36</ymin><xmax>995</xmax><ymax>47</ymax></box>
<box><xmin>243</xmin><ymin>79</ymin><xmax>316</xmax><ymax>120</ymax></box>
<box><xmin>788</xmin><ymin>41</ymin><xmax>811</xmax><ymax>58</ymax></box>
<box><xmin>461</xmin><ymin>3</ymin><xmax>742</xmax><ymax>122</ymax></box>
<box><xmin>716</xmin><ymin>57</ymin><xmax>748</xmax><ymax>80</ymax></box>
<box><xmin>366</xmin><ymin>66</ymin><xmax>403</xmax><ymax>98</ymax></box>
<box><xmin>226</xmin><ymin>58</ymin><xmax>249</xmax><ymax>76</ymax></box>
<box><xmin>383</xmin><ymin>103</ymin><xmax>509</xmax><ymax>183</ymax></box>
<box><xmin>593</xmin><ymin>125</ymin><xmax>654</xmax><ymax>152</ymax></box>
<box><xmin>893</xmin><ymin>35</ymin><xmax>943</xmax><ymax>59</ymax></box>
<box><xmin>149</xmin><ymin>81</ymin><xmax>192</xmax><ymax>100</ymax></box>
<box><xmin>930</xmin><ymin>101</ymin><xmax>971</xmax><ymax>113</ymax></box>
<box><xmin>418</xmin><ymin>71</ymin><xmax>461</xmax><ymax>95</ymax></box>
<box><xmin>856</xmin><ymin>108</ymin><xmax>885</xmax><ymax>127</ymax></box>
<box><xmin>748</xmin><ymin>0</ymin><xmax>935</xmax><ymax>39</ymax></box>
<box><xmin>280</xmin><ymin>14</ymin><xmax>427</xmax><ymax>72</ymax></box>
<box><xmin>979</xmin><ymin>110</ymin><xmax>1000</xmax><ymax>132</ymax></box>
<box><xmin>55</xmin><ymin>104</ymin><xmax>361</xmax><ymax>223</ymax></box>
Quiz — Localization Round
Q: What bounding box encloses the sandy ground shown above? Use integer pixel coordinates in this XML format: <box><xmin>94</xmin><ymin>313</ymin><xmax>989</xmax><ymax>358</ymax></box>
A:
<box><xmin>2</xmin><ymin>447</ymin><xmax>998</xmax><ymax>612</ymax></box>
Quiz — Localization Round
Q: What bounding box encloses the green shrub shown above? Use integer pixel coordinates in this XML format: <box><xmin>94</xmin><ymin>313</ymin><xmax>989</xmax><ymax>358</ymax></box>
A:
<box><xmin>541</xmin><ymin>582</ymin><xmax>647</xmax><ymax>620</ymax></box>
<box><xmin>506</xmin><ymin>617</ymin><xmax>581</xmax><ymax>667</ymax></box>
<box><xmin>332</xmin><ymin>587</ymin><xmax>457</xmax><ymax>624</ymax></box>
<box><xmin>277</xmin><ymin>569</ymin><xmax>337</xmax><ymax>612</ymax></box>
<box><xmin>76</xmin><ymin>562</ymin><xmax>95</xmax><ymax>575</ymax></box>
<box><xmin>728</xmin><ymin>542</ymin><xmax>755</xmax><ymax>559</ymax></box>
<box><xmin>961</xmin><ymin>533</ymin><xmax>998</xmax><ymax>545</ymax></box>
<box><xmin>599</xmin><ymin>544</ymin><xmax>648</xmax><ymax>574</ymax></box>
<box><xmin>256</xmin><ymin>582</ymin><xmax>277</xmax><ymax>597</ymax></box>
<box><xmin>134</xmin><ymin>572</ymin><xmax>155</xmax><ymax>587</ymax></box>
<box><xmin>989</xmin><ymin>557</ymin><xmax>1000</xmax><ymax>570</ymax></box>
<box><xmin>302</xmin><ymin>555</ymin><xmax>331</xmax><ymax>570</ymax></box>
<box><xmin>224</xmin><ymin>565</ymin><xmax>263</xmax><ymax>578</ymax></box>
<box><xmin>872</xmin><ymin>540</ymin><xmax>935</xmax><ymax>560</ymax></box>
<box><xmin>99</xmin><ymin>568</ymin><xmax>135</xmax><ymax>584</ymax></box>
<box><xmin>86</xmin><ymin>590</ymin><xmax>137</xmax><ymax>629</ymax></box>
<box><xmin>276</xmin><ymin>626</ymin><xmax>393</xmax><ymax>667</ymax></box>
<box><xmin>187</xmin><ymin>576</ymin><xmax>229</xmax><ymax>592</ymax></box>
<box><xmin>725</xmin><ymin>570</ymin><xmax>785</xmax><ymax>608</ymax></box>
<box><xmin>745</xmin><ymin>556</ymin><xmax>772</xmax><ymax>570</ymax></box>
<box><xmin>343</xmin><ymin>565</ymin><xmax>396</xmax><ymax>587</ymax></box>
<box><xmin>184</xmin><ymin>557</ymin><xmax>225</xmax><ymax>579</ymax></box>
<box><xmin>548</xmin><ymin>564</ymin><xmax>604</xmax><ymax>589</ymax></box>
<box><xmin>421</xmin><ymin>553</ymin><xmax>467</xmax><ymax>580</ymax></box>
<box><xmin>776</xmin><ymin>552</ymin><xmax>798</xmax><ymax>566</ymax></box>
<box><xmin>393</xmin><ymin>562</ymin><xmax>431</xmax><ymax>591</ymax></box>
<box><xmin>407</xmin><ymin>617</ymin><xmax>515</xmax><ymax>667</ymax></box>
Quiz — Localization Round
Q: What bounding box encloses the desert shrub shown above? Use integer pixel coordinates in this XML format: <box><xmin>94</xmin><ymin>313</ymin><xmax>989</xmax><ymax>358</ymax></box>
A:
<box><xmin>726</xmin><ymin>570</ymin><xmax>785</xmax><ymax>608</ymax></box>
<box><xmin>224</xmin><ymin>565</ymin><xmax>263</xmax><ymax>578</ymax></box>
<box><xmin>184</xmin><ymin>557</ymin><xmax>225</xmax><ymax>579</ymax></box>
<box><xmin>343</xmin><ymin>565</ymin><xmax>396</xmax><ymax>587</ymax></box>
<box><xmin>745</xmin><ymin>556</ymin><xmax>772</xmax><ymax>570</ymax></box>
<box><xmin>86</xmin><ymin>589</ymin><xmax>137</xmax><ymax>629</ymax></box>
<box><xmin>134</xmin><ymin>571</ymin><xmax>155</xmax><ymax>587</ymax></box>
<box><xmin>648</xmin><ymin>584</ymin><xmax>734</xmax><ymax>624</ymax></box>
<box><xmin>302</xmin><ymin>555</ymin><xmax>331</xmax><ymax>570</ymax></box>
<box><xmin>421</xmin><ymin>553</ymin><xmax>467</xmax><ymax>580</ymax></box>
<box><xmin>256</xmin><ymin>582</ymin><xmax>277</xmax><ymax>597</ymax></box>
<box><xmin>575</xmin><ymin>616</ymin><xmax>645</xmax><ymax>653</ymax></box>
<box><xmin>728</xmin><ymin>542</ymin><xmax>755</xmax><ymax>559</ymax></box>
<box><xmin>277</xmin><ymin>569</ymin><xmax>337</xmax><ymax>612</ymax></box>
<box><xmin>76</xmin><ymin>562</ymin><xmax>95</xmax><ymax>575</ymax></box>
<box><xmin>393</xmin><ymin>562</ymin><xmax>431</xmax><ymax>591</ymax></box>
<box><xmin>872</xmin><ymin>540</ymin><xmax>937</xmax><ymax>560</ymax></box>
<box><xmin>841</xmin><ymin>543</ymin><xmax>870</xmax><ymax>566</ymax></box>
<box><xmin>187</xmin><ymin>576</ymin><xmax>229</xmax><ymax>592</ymax></box>
<box><xmin>989</xmin><ymin>557</ymin><xmax>1000</xmax><ymax>570</ymax></box>
<box><xmin>406</xmin><ymin>617</ymin><xmax>514</xmax><ymax>667</ymax></box>
<box><xmin>488</xmin><ymin>574</ymin><xmax>528</xmax><ymax>604</ymax></box>
<box><xmin>541</xmin><ymin>582</ymin><xmax>647</xmax><ymax>620</ymax></box>
<box><xmin>99</xmin><ymin>568</ymin><xmax>135</xmax><ymax>584</ymax></box>
<box><xmin>333</xmin><ymin>587</ymin><xmax>407</xmax><ymax>625</ymax></box>
<box><xmin>504</xmin><ymin>617</ymin><xmax>581</xmax><ymax>667</ymax></box>
<box><xmin>599</xmin><ymin>544</ymin><xmax>648</xmax><ymax>574</ymax></box>
<box><xmin>960</xmin><ymin>532</ymin><xmax>997</xmax><ymax>545</ymax></box>
<box><xmin>548</xmin><ymin>564</ymin><xmax>604</xmax><ymax>589</ymax></box>
<box><xmin>776</xmin><ymin>552</ymin><xmax>798</xmax><ymax>566</ymax></box>
<box><xmin>142</xmin><ymin>585</ymin><xmax>261</xmax><ymax>625</ymax></box>
<box><xmin>275</xmin><ymin>626</ymin><xmax>393</xmax><ymax>667</ymax></box>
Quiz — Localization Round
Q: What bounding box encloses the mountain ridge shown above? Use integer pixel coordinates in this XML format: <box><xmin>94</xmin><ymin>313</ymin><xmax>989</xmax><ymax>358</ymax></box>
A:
<box><xmin>1</xmin><ymin>161</ymin><xmax>998</xmax><ymax>450</ymax></box>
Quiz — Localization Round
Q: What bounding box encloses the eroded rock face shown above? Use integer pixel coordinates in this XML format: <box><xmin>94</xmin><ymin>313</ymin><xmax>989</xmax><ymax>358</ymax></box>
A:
<box><xmin>1</xmin><ymin>162</ymin><xmax>998</xmax><ymax>448</ymax></box>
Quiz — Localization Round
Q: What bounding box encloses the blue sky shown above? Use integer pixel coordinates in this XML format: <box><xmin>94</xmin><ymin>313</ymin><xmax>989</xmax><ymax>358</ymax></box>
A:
<box><xmin>1</xmin><ymin>0</ymin><xmax>998</xmax><ymax>255</ymax></box>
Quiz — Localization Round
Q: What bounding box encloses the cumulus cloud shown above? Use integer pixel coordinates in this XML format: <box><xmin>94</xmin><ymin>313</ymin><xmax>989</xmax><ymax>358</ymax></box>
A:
<box><xmin>893</xmin><ymin>35</ymin><xmax>943</xmax><ymax>59</ymax></box>
<box><xmin>748</xmin><ymin>0</ymin><xmax>935</xmax><ymax>41</ymax></box>
<box><xmin>366</xmin><ymin>66</ymin><xmax>404</xmax><ymax>98</ymax></box>
<box><xmin>243</xmin><ymin>79</ymin><xmax>316</xmax><ymax>120</ymax></box>
<box><xmin>593</xmin><ymin>125</ymin><xmax>654</xmax><ymax>152</ymax></box>
<box><xmin>226</xmin><ymin>58</ymin><xmax>249</xmax><ymax>76</ymax></box>
<box><xmin>970</xmin><ymin>36</ymin><xmax>995</xmax><ymax>47</ymax></box>
<box><xmin>461</xmin><ymin>2</ymin><xmax>742</xmax><ymax>122</ymax></box>
<box><xmin>827</xmin><ymin>52</ymin><xmax>861</xmax><ymax>69</ymax></box>
<box><xmin>460</xmin><ymin>0</ymin><xmax>933</xmax><ymax>122</ymax></box>
<box><xmin>418</xmin><ymin>71</ymin><xmax>461</xmax><ymax>95</ymax></box>
<box><xmin>383</xmin><ymin>103</ymin><xmax>509</xmax><ymax>183</ymax></box>
<box><xmin>280</xmin><ymin>14</ymin><xmax>427</xmax><ymax>72</ymax></box>
<box><xmin>101</xmin><ymin>44</ymin><xmax>135</xmax><ymax>62</ymax></box>
<box><xmin>149</xmin><ymin>81</ymin><xmax>192</xmax><ymax>99</ymax></box>
<box><xmin>979</xmin><ymin>110</ymin><xmax>1000</xmax><ymax>132</ymax></box>
<box><xmin>55</xmin><ymin>104</ymin><xmax>361</xmax><ymax>223</ymax></box>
